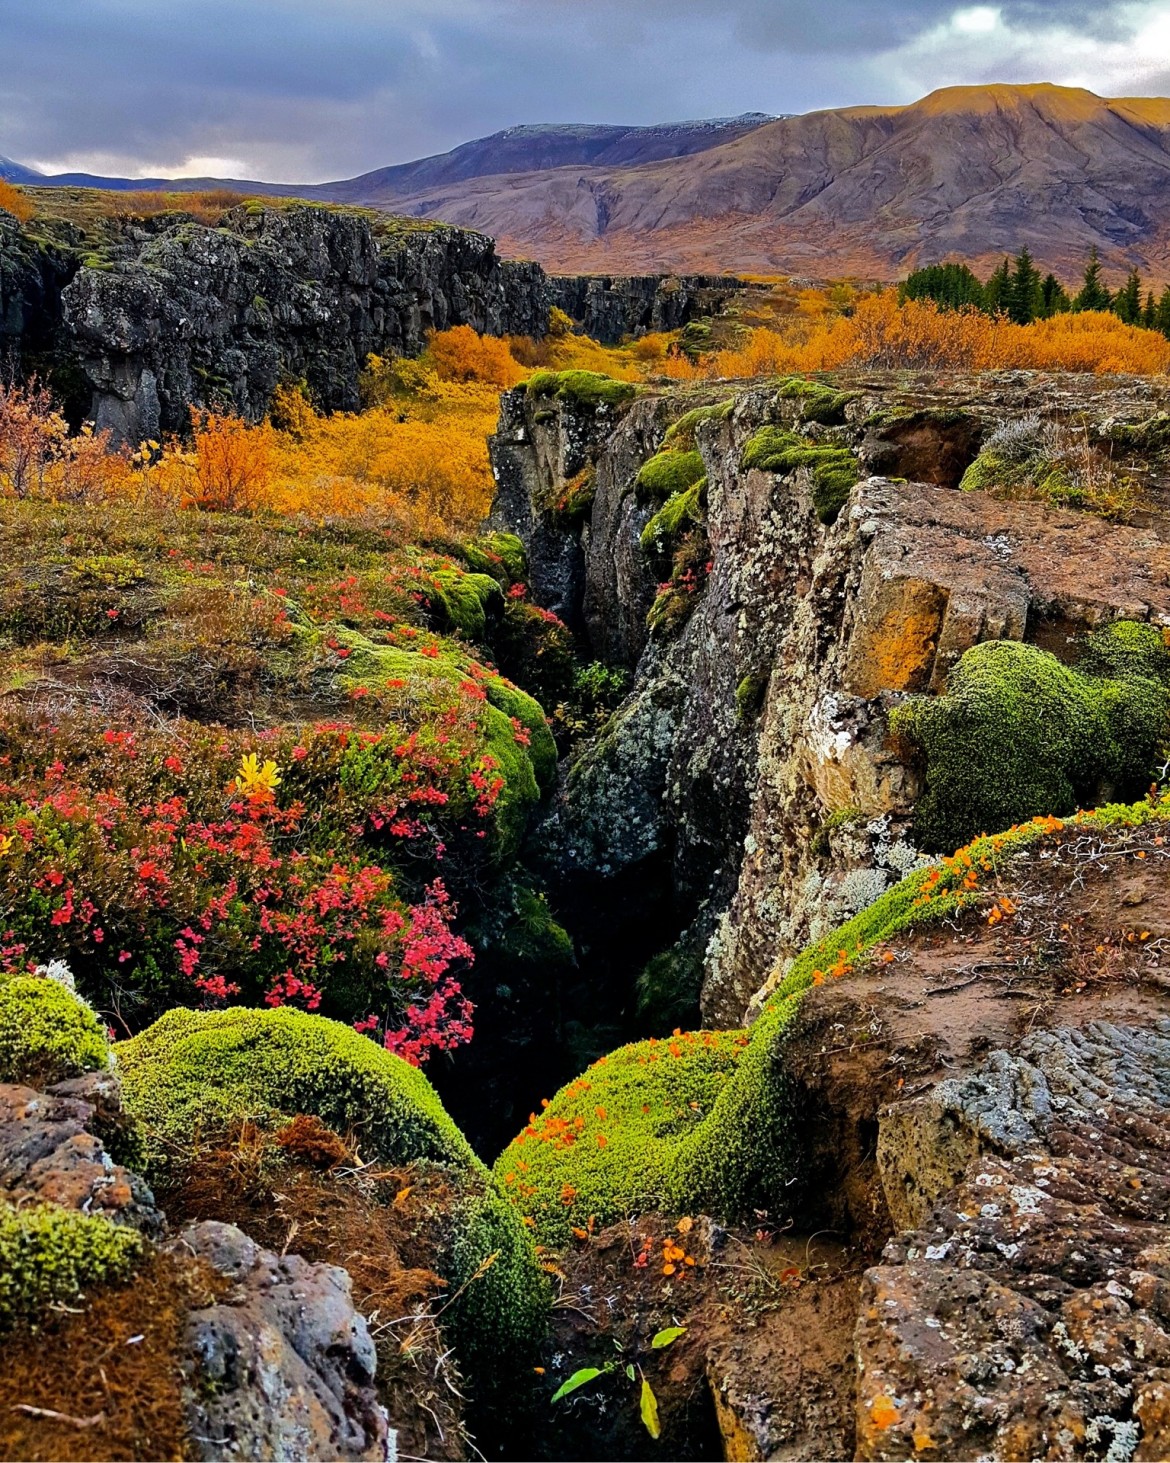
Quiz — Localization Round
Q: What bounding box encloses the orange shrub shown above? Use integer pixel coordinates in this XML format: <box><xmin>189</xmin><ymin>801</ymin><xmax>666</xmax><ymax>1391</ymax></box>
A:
<box><xmin>685</xmin><ymin>293</ymin><xmax>1170</xmax><ymax>379</ymax></box>
<box><xmin>0</xmin><ymin>180</ymin><xmax>34</xmax><ymax>224</ymax></box>
<box><xmin>190</xmin><ymin>410</ymin><xmax>275</xmax><ymax>512</ymax></box>
<box><xmin>426</xmin><ymin>325</ymin><xmax>526</xmax><ymax>387</ymax></box>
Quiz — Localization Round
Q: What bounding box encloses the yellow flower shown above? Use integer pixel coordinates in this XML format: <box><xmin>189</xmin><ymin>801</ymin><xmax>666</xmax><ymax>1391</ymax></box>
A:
<box><xmin>235</xmin><ymin>753</ymin><xmax>282</xmax><ymax>797</ymax></box>
<box><xmin>0</xmin><ymin>834</ymin><xmax>12</xmax><ymax>856</ymax></box>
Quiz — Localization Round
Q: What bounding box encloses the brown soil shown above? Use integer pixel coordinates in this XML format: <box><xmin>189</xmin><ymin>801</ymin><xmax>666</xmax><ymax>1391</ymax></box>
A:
<box><xmin>158</xmin><ymin>1122</ymin><xmax>469</xmax><ymax>1463</ymax></box>
<box><xmin>529</xmin><ymin>1213</ymin><xmax>861</xmax><ymax>1461</ymax></box>
<box><xmin>0</xmin><ymin>1251</ymin><xmax>222</xmax><ymax>1463</ymax></box>
<box><xmin>787</xmin><ymin>816</ymin><xmax>1170</xmax><ymax>1249</ymax></box>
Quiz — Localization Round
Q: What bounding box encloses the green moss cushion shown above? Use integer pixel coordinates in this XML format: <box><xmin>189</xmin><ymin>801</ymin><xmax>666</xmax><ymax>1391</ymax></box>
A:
<box><xmin>116</xmin><ymin>1005</ymin><xmax>475</xmax><ymax>1168</ymax></box>
<box><xmin>0</xmin><ymin>1203</ymin><xmax>142</xmax><ymax>1330</ymax></box>
<box><xmin>893</xmin><ymin>624</ymin><xmax>1170</xmax><ymax>851</ymax></box>
<box><xmin>0</xmin><ymin>975</ymin><xmax>111</xmax><ymax>1087</ymax></box>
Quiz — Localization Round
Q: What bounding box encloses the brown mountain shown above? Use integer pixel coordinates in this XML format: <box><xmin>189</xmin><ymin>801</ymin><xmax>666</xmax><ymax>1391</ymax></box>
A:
<box><xmin>360</xmin><ymin>84</ymin><xmax>1170</xmax><ymax>280</ymax></box>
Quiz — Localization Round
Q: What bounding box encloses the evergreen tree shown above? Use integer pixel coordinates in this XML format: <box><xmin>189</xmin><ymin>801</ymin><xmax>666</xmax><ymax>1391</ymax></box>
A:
<box><xmin>1073</xmin><ymin>246</ymin><xmax>1112</xmax><ymax>312</ymax></box>
<box><xmin>1114</xmin><ymin>268</ymin><xmax>1143</xmax><ymax>325</ymax></box>
<box><xmin>984</xmin><ymin>257</ymin><xmax>1013</xmax><ymax>315</ymax></box>
<box><xmin>1143</xmin><ymin>291</ymin><xmax>1158</xmax><ymax>329</ymax></box>
<box><xmin>1157</xmin><ymin>285</ymin><xmax>1170</xmax><ymax>340</ymax></box>
<box><xmin>1007</xmin><ymin>247</ymin><xmax>1042</xmax><ymax>324</ymax></box>
<box><xmin>1038</xmin><ymin>273</ymin><xmax>1070</xmax><ymax>318</ymax></box>
<box><xmin>900</xmin><ymin>262</ymin><xmax>986</xmax><ymax>311</ymax></box>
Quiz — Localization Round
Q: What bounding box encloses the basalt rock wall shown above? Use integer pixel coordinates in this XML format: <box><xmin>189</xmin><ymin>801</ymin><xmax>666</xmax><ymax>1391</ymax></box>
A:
<box><xmin>490</xmin><ymin>370</ymin><xmax>1170</xmax><ymax>1026</ymax></box>
<box><xmin>1</xmin><ymin>199</ymin><xmax>752</xmax><ymax>444</ymax></box>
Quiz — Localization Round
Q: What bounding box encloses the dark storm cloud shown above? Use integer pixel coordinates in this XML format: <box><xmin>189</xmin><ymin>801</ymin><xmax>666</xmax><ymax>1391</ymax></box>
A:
<box><xmin>0</xmin><ymin>0</ymin><xmax>1159</xmax><ymax>181</ymax></box>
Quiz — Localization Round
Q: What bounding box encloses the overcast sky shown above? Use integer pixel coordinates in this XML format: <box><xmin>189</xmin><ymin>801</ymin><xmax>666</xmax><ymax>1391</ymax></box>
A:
<box><xmin>2</xmin><ymin>0</ymin><xmax>1169</xmax><ymax>182</ymax></box>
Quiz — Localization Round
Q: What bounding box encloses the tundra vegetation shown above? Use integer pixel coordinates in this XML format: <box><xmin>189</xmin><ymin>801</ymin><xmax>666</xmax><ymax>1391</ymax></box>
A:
<box><xmin>4</xmin><ymin>176</ymin><xmax>1170</xmax><ymax>1455</ymax></box>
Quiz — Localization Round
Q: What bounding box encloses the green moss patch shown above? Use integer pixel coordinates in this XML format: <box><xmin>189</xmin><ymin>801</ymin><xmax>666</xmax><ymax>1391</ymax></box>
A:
<box><xmin>495</xmin><ymin>1028</ymin><xmax>750</xmax><ymax>1246</ymax></box>
<box><xmin>662</xmin><ymin>399</ymin><xmax>734</xmax><ymax>451</ymax></box>
<box><xmin>117</xmin><ymin>1006</ymin><xmax>548</xmax><ymax>1376</ymax></box>
<box><xmin>635</xmin><ymin>449</ymin><xmax>707</xmax><ymax>504</ymax></box>
<box><xmin>741</xmin><ymin>426</ymin><xmax>859</xmax><ymax>524</ymax></box>
<box><xmin>0</xmin><ymin>1203</ymin><xmax>142</xmax><ymax>1331</ymax></box>
<box><xmin>0</xmin><ymin>975</ymin><xmax>111</xmax><ymax>1087</ymax></box>
<box><xmin>640</xmin><ymin>479</ymin><xmax>706</xmax><ymax>554</ymax></box>
<box><xmin>526</xmin><ymin>370</ymin><xmax>637</xmax><ymax>410</ymax></box>
<box><xmin>892</xmin><ymin>624</ymin><xmax>1170</xmax><ymax>852</ymax></box>
<box><xmin>777</xmin><ymin>376</ymin><xmax>859</xmax><ymax>426</ymax></box>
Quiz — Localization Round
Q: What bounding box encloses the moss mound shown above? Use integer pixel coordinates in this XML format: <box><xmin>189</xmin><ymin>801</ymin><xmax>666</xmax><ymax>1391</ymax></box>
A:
<box><xmin>892</xmin><ymin>624</ymin><xmax>1170</xmax><ymax>851</ymax></box>
<box><xmin>0</xmin><ymin>975</ymin><xmax>111</xmax><ymax>1086</ymax></box>
<box><xmin>495</xmin><ymin>1029</ymin><xmax>749</xmax><ymax>1246</ymax></box>
<box><xmin>0</xmin><ymin>1203</ymin><xmax>142</xmax><ymax>1331</ymax></box>
<box><xmin>496</xmin><ymin>794</ymin><xmax>1170</xmax><ymax>1246</ymax></box>
<box><xmin>527</xmin><ymin>370</ymin><xmax>637</xmax><ymax>410</ymax></box>
<box><xmin>635</xmin><ymin>449</ymin><xmax>706</xmax><ymax>503</ymax></box>
<box><xmin>116</xmin><ymin>1006</ymin><xmax>474</xmax><ymax>1168</ymax></box>
<box><xmin>117</xmin><ymin>1006</ymin><xmax>548</xmax><ymax>1378</ymax></box>
<box><xmin>329</xmin><ymin>624</ymin><xmax>557</xmax><ymax>852</ymax></box>
<box><xmin>741</xmin><ymin>426</ymin><xmax>859</xmax><ymax>523</ymax></box>
<box><xmin>428</xmin><ymin>567</ymin><xmax>503</xmax><ymax>640</ymax></box>
<box><xmin>458</xmin><ymin>531</ymin><xmax>527</xmax><ymax>586</ymax></box>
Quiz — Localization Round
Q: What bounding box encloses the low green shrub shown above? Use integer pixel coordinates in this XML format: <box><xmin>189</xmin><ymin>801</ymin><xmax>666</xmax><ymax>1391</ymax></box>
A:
<box><xmin>0</xmin><ymin>1203</ymin><xmax>142</xmax><ymax>1331</ymax></box>
<box><xmin>0</xmin><ymin>975</ymin><xmax>110</xmax><ymax>1086</ymax></box>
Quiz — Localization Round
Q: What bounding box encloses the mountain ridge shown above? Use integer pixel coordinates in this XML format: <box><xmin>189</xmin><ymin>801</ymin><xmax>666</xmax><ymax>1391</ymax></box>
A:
<box><xmin>7</xmin><ymin>86</ymin><xmax>1170</xmax><ymax>278</ymax></box>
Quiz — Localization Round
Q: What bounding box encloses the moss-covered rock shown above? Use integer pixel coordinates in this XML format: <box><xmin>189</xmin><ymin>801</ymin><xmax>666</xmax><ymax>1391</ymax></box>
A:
<box><xmin>496</xmin><ymin>795</ymin><xmax>1170</xmax><ymax>1246</ymax></box>
<box><xmin>458</xmin><ymin>531</ymin><xmax>527</xmax><ymax>586</ymax></box>
<box><xmin>326</xmin><ymin>623</ymin><xmax>557</xmax><ymax>853</ymax></box>
<box><xmin>635</xmin><ymin>449</ymin><xmax>707</xmax><ymax>504</ymax></box>
<box><xmin>741</xmin><ymin>426</ymin><xmax>860</xmax><ymax>523</ymax></box>
<box><xmin>662</xmin><ymin>399</ymin><xmax>734</xmax><ymax>451</ymax></box>
<box><xmin>0</xmin><ymin>1202</ymin><xmax>142</xmax><ymax>1331</ymax></box>
<box><xmin>427</xmin><ymin>567</ymin><xmax>504</xmax><ymax>640</ymax></box>
<box><xmin>116</xmin><ymin>1006</ymin><xmax>548</xmax><ymax>1378</ymax></box>
<box><xmin>0</xmin><ymin>975</ymin><xmax>111</xmax><ymax>1087</ymax></box>
<box><xmin>777</xmin><ymin>376</ymin><xmax>859</xmax><ymax>426</ymax></box>
<box><xmin>640</xmin><ymin>479</ymin><xmax>706</xmax><ymax>554</ymax></box>
<box><xmin>526</xmin><ymin>370</ymin><xmax>637</xmax><ymax>410</ymax></box>
<box><xmin>496</xmin><ymin>1028</ymin><xmax>750</xmax><ymax>1246</ymax></box>
<box><xmin>116</xmin><ymin>1005</ymin><xmax>474</xmax><ymax>1167</ymax></box>
<box><xmin>892</xmin><ymin>625</ymin><xmax>1170</xmax><ymax>851</ymax></box>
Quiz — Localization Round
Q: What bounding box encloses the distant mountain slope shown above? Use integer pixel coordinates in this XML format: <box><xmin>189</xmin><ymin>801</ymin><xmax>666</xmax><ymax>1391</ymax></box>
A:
<box><xmin>0</xmin><ymin>114</ymin><xmax>776</xmax><ymax>206</ymax></box>
<box><xmin>360</xmin><ymin>84</ymin><xmax>1170</xmax><ymax>278</ymax></box>
<box><xmin>320</xmin><ymin>116</ymin><xmax>777</xmax><ymax>203</ymax></box>
<box><xmin>8</xmin><ymin>87</ymin><xmax>1170</xmax><ymax>278</ymax></box>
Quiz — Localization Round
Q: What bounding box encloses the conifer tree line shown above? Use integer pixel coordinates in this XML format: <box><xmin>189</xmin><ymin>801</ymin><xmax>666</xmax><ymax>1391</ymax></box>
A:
<box><xmin>901</xmin><ymin>247</ymin><xmax>1170</xmax><ymax>336</ymax></box>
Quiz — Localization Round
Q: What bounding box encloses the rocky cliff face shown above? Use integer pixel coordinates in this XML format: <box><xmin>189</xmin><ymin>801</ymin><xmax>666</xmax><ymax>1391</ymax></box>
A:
<box><xmin>1</xmin><ymin>197</ymin><xmax>752</xmax><ymax>441</ymax></box>
<box><xmin>490</xmin><ymin>369</ymin><xmax>1170</xmax><ymax>1026</ymax></box>
<box><xmin>547</xmin><ymin>273</ymin><xmax>755</xmax><ymax>346</ymax></box>
<box><xmin>4</xmin><ymin>202</ymin><xmax>549</xmax><ymax>442</ymax></box>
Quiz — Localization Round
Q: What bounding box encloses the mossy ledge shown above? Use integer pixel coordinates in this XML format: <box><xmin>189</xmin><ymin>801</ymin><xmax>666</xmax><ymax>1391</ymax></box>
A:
<box><xmin>116</xmin><ymin>1006</ymin><xmax>549</xmax><ymax>1380</ymax></box>
<box><xmin>741</xmin><ymin>425</ymin><xmax>860</xmax><ymax>524</ymax></box>
<box><xmin>494</xmin><ymin>793</ymin><xmax>1170</xmax><ymax>1247</ymax></box>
